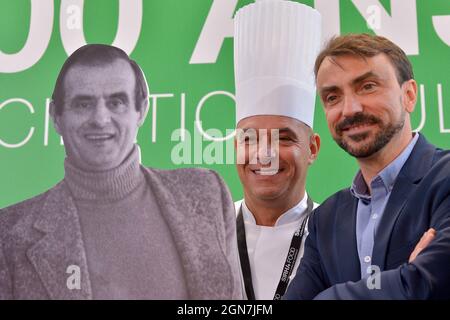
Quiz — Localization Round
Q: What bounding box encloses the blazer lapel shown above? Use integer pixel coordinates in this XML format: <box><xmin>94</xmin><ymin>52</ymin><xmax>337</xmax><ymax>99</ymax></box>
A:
<box><xmin>335</xmin><ymin>193</ymin><xmax>361</xmax><ymax>282</ymax></box>
<box><xmin>143</xmin><ymin>168</ymin><xmax>233</xmax><ymax>299</ymax></box>
<box><xmin>372</xmin><ymin>134</ymin><xmax>437</xmax><ymax>269</ymax></box>
<box><xmin>27</xmin><ymin>182</ymin><xmax>92</xmax><ymax>300</ymax></box>
<box><xmin>371</xmin><ymin>176</ymin><xmax>416</xmax><ymax>269</ymax></box>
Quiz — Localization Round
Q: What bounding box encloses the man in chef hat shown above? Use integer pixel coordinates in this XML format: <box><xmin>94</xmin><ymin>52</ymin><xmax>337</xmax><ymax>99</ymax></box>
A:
<box><xmin>233</xmin><ymin>0</ymin><xmax>322</xmax><ymax>300</ymax></box>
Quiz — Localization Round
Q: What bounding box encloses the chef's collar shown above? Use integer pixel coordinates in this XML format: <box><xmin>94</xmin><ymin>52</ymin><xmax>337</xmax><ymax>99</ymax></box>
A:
<box><xmin>242</xmin><ymin>192</ymin><xmax>309</xmax><ymax>227</ymax></box>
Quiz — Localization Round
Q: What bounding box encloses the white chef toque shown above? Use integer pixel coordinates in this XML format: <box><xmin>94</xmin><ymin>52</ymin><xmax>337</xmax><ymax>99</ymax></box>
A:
<box><xmin>234</xmin><ymin>0</ymin><xmax>322</xmax><ymax>128</ymax></box>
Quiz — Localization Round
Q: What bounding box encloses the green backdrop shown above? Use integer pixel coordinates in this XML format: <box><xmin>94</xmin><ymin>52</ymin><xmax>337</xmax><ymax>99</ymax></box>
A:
<box><xmin>1</xmin><ymin>0</ymin><xmax>449</xmax><ymax>209</ymax></box>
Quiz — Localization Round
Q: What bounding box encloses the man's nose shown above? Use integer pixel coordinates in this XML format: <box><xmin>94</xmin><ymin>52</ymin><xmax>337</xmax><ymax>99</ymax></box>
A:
<box><xmin>91</xmin><ymin>101</ymin><xmax>111</xmax><ymax>127</ymax></box>
<box><xmin>342</xmin><ymin>93</ymin><xmax>363</xmax><ymax>117</ymax></box>
<box><xmin>258</xmin><ymin>141</ymin><xmax>277</xmax><ymax>165</ymax></box>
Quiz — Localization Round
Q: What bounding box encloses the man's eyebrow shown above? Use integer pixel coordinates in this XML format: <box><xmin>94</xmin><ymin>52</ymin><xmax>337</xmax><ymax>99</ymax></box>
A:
<box><xmin>71</xmin><ymin>94</ymin><xmax>95</xmax><ymax>101</ymax></box>
<box><xmin>277</xmin><ymin>127</ymin><xmax>298</xmax><ymax>138</ymax></box>
<box><xmin>278</xmin><ymin>127</ymin><xmax>295</xmax><ymax>134</ymax></box>
<box><xmin>240</xmin><ymin>127</ymin><xmax>256</xmax><ymax>133</ymax></box>
<box><xmin>108</xmin><ymin>92</ymin><xmax>129</xmax><ymax>101</ymax></box>
<box><xmin>319</xmin><ymin>85</ymin><xmax>339</xmax><ymax>96</ymax></box>
<box><xmin>319</xmin><ymin>72</ymin><xmax>381</xmax><ymax>96</ymax></box>
<box><xmin>351</xmin><ymin>71</ymin><xmax>380</xmax><ymax>85</ymax></box>
<box><xmin>240</xmin><ymin>127</ymin><xmax>295</xmax><ymax>134</ymax></box>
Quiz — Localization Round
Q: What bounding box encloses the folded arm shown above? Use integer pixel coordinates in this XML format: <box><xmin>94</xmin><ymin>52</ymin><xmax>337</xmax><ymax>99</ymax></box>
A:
<box><xmin>314</xmin><ymin>196</ymin><xmax>450</xmax><ymax>300</ymax></box>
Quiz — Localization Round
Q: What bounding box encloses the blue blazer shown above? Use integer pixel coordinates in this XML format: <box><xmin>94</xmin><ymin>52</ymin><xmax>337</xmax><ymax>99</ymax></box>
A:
<box><xmin>285</xmin><ymin>134</ymin><xmax>450</xmax><ymax>299</ymax></box>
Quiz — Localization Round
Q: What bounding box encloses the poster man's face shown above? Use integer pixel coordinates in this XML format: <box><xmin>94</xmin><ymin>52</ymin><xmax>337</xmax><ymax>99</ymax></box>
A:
<box><xmin>52</xmin><ymin>59</ymin><xmax>146</xmax><ymax>171</ymax></box>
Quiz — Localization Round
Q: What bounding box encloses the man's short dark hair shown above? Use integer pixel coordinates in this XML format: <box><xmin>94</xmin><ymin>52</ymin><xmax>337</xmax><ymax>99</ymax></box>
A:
<box><xmin>314</xmin><ymin>33</ymin><xmax>414</xmax><ymax>85</ymax></box>
<box><xmin>52</xmin><ymin>44</ymin><xmax>148</xmax><ymax>115</ymax></box>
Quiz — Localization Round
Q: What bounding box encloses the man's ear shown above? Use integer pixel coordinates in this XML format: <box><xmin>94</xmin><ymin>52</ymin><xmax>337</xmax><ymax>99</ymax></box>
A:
<box><xmin>49</xmin><ymin>100</ymin><xmax>62</xmax><ymax>135</ymax></box>
<box><xmin>137</xmin><ymin>98</ymin><xmax>149</xmax><ymax>127</ymax></box>
<box><xmin>402</xmin><ymin>79</ymin><xmax>418</xmax><ymax>113</ymax></box>
<box><xmin>308</xmin><ymin>133</ymin><xmax>321</xmax><ymax>165</ymax></box>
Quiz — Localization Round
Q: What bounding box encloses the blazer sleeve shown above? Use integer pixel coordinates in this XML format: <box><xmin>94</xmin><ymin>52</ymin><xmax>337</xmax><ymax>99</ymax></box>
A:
<box><xmin>0</xmin><ymin>229</ymin><xmax>13</xmax><ymax>300</ymax></box>
<box><xmin>211</xmin><ymin>170</ymin><xmax>244</xmax><ymax>300</ymax></box>
<box><xmin>314</xmin><ymin>161</ymin><xmax>450</xmax><ymax>300</ymax></box>
<box><xmin>284</xmin><ymin>209</ymin><xmax>330</xmax><ymax>300</ymax></box>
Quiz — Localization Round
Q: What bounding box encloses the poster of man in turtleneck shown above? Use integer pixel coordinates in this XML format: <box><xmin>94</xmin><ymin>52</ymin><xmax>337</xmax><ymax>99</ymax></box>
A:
<box><xmin>0</xmin><ymin>44</ymin><xmax>243</xmax><ymax>300</ymax></box>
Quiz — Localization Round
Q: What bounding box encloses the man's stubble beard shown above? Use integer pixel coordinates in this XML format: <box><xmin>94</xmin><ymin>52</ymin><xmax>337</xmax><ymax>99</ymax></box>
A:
<box><xmin>334</xmin><ymin>110</ymin><xmax>406</xmax><ymax>159</ymax></box>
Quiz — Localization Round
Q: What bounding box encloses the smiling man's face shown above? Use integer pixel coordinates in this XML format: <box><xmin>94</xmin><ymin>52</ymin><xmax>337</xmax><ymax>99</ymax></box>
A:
<box><xmin>52</xmin><ymin>59</ymin><xmax>146</xmax><ymax>171</ymax></box>
<box><xmin>317</xmin><ymin>53</ymin><xmax>412</xmax><ymax>158</ymax></box>
<box><xmin>235</xmin><ymin>115</ymin><xmax>318</xmax><ymax>203</ymax></box>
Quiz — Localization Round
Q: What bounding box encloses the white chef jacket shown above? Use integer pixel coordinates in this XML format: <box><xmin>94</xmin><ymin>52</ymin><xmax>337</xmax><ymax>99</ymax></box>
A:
<box><xmin>235</xmin><ymin>193</ymin><xmax>319</xmax><ymax>300</ymax></box>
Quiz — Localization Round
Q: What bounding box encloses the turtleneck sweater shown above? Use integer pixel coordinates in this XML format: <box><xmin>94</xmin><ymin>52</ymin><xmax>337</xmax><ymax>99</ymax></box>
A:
<box><xmin>64</xmin><ymin>147</ymin><xmax>188</xmax><ymax>299</ymax></box>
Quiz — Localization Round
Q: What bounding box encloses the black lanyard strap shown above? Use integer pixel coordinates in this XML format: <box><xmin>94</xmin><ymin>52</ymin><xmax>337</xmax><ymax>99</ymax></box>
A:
<box><xmin>237</xmin><ymin>206</ymin><xmax>256</xmax><ymax>300</ymax></box>
<box><xmin>237</xmin><ymin>196</ymin><xmax>314</xmax><ymax>300</ymax></box>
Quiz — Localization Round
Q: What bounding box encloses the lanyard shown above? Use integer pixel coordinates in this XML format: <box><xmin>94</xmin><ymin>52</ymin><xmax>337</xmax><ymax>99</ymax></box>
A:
<box><xmin>236</xmin><ymin>196</ymin><xmax>314</xmax><ymax>300</ymax></box>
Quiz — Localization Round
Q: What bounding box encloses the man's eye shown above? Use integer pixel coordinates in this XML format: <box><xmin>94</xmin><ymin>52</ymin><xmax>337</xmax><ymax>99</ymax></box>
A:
<box><xmin>244</xmin><ymin>137</ymin><xmax>257</xmax><ymax>144</ymax></box>
<box><xmin>74</xmin><ymin>101</ymin><xmax>92</xmax><ymax>110</ymax></box>
<box><xmin>326</xmin><ymin>94</ymin><xmax>338</xmax><ymax>104</ymax></box>
<box><xmin>362</xmin><ymin>83</ymin><xmax>376</xmax><ymax>91</ymax></box>
<box><xmin>237</xmin><ymin>134</ymin><xmax>256</xmax><ymax>144</ymax></box>
<box><xmin>109</xmin><ymin>99</ymin><xmax>123</xmax><ymax>107</ymax></box>
<box><xmin>107</xmin><ymin>98</ymin><xmax>127</xmax><ymax>112</ymax></box>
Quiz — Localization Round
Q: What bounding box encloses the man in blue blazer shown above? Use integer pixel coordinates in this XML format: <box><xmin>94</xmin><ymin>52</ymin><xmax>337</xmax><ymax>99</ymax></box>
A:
<box><xmin>285</xmin><ymin>34</ymin><xmax>450</xmax><ymax>300</ymax></box>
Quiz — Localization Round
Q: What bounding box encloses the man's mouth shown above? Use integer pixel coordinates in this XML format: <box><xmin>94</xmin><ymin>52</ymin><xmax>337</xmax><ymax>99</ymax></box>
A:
<box><xmin>251</xmin><ymin>168</ymin><xmax>282</xmax><ymax>176</ymax></box>
<box><xmin>342</xmin><ymin>123</ymin><xmax>375</xmax><ymax>134</ymax></box>
<box><xmin>84</xmin><ymin>133</ymin><xmax>115</xmax><ymax>141</ymax></box>
<box><xmin>337</xmin><ymin>113</ymin><xmax>381</xmax><ymax>135</ymax></box>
